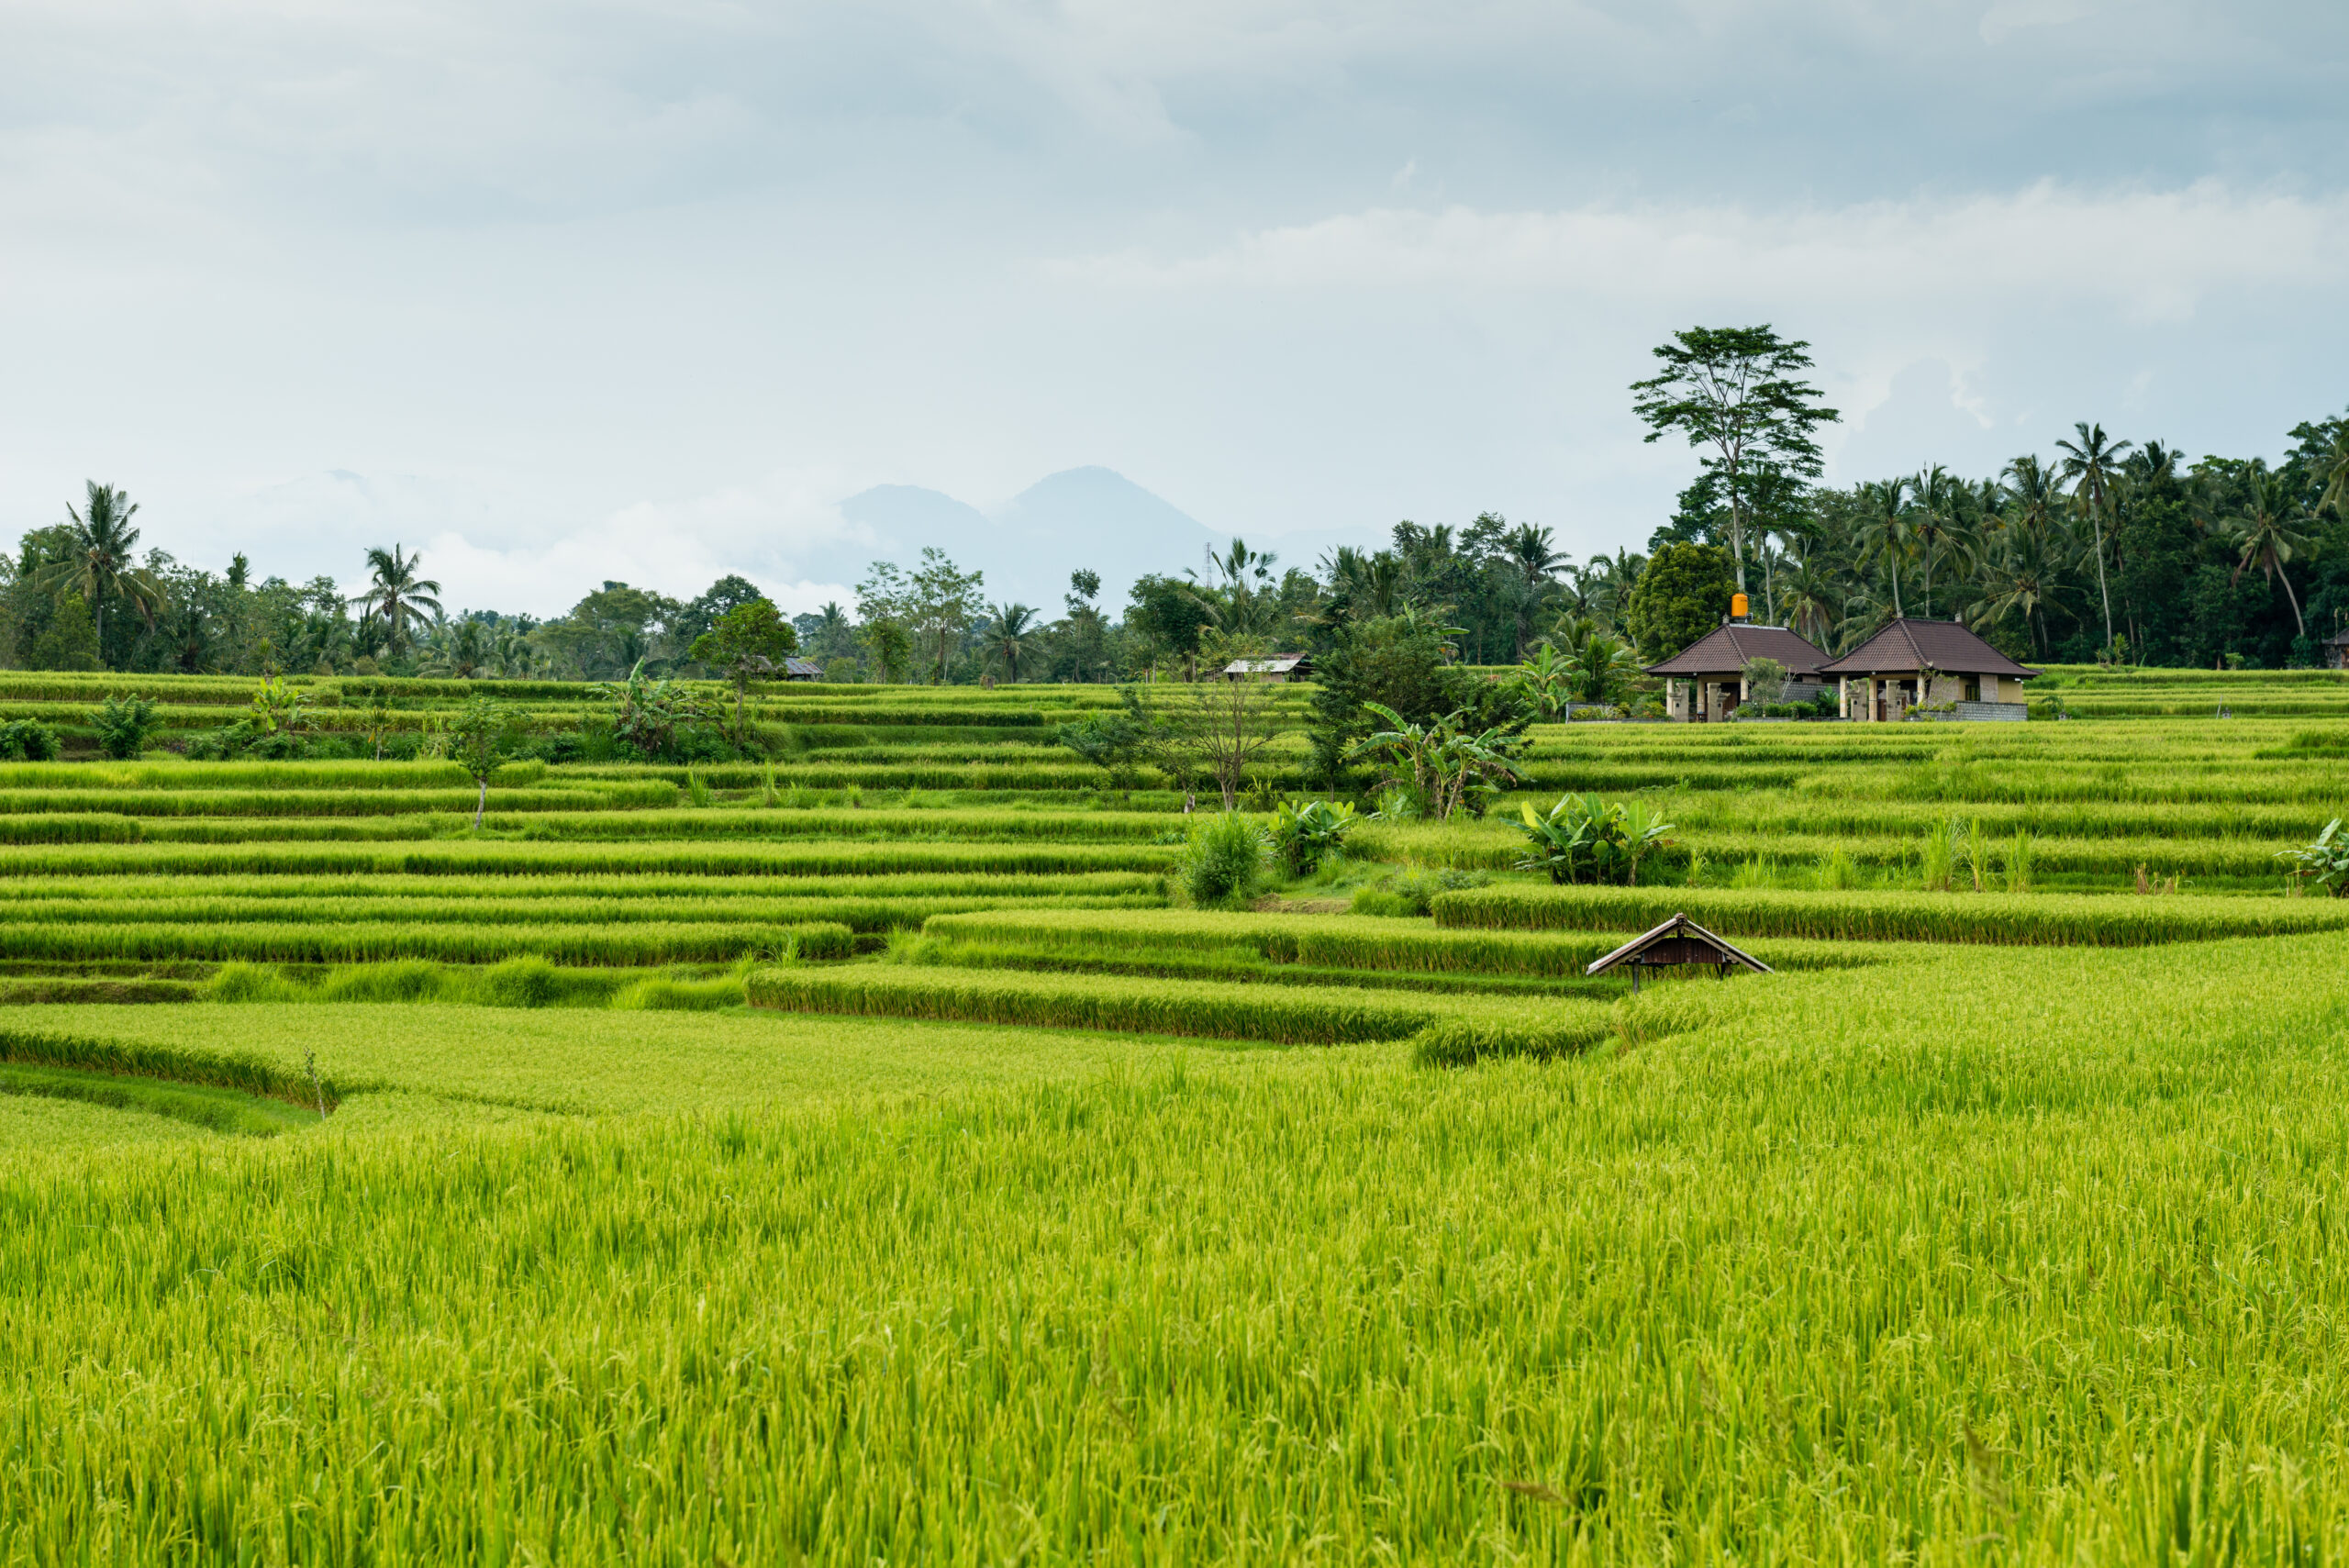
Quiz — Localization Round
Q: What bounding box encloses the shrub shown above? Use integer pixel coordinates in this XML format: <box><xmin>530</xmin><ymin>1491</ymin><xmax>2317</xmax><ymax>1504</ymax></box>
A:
<box><xmin>0</xmin><ymin>719</ymin><xmax>61</xmax><ymax>762</ymax></box>
<box><xmin>89</xmin><ymin>694</ymin><xmax>164</xmax><ymax>760</ymax></box>
<box><xmin>1177</xmin><ymin>813</ymin><xmax>1265</xmax><ymax>908</ymax></box>
<box><xmin>1268</xmin><ymin>798</ymin><xmax>1358</xmax><ymax>876</ymax></box>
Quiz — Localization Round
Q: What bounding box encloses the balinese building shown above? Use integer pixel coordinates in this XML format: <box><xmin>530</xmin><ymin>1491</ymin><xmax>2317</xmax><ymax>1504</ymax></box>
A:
<box><xmin>1644</xmin><ymin>622</ymin><xmax>1834</xmax><ymax>722</ymax></box>
<box><xmin>1820</xmin><ymin>618</ymin><xmax>2037</xmax><ymax>722</ymax></box>
<box><xmin>2322</xmin><ymin>628</ymin><xmax>2349</xmax><ymax>671</ymax></box>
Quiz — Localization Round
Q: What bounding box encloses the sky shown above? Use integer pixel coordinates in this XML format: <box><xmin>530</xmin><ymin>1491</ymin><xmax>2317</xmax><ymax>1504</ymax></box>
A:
<box><xmin>1</xmin><ymin>0</ymin><xmax>2344</xmax><ymax>617</ymax></box>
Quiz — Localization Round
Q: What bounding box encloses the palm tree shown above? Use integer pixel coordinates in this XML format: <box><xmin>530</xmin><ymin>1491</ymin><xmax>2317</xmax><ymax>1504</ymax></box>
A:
<box><xmin>814</xmin><ymin>601</ymin><xmax>852</xmax><ymax>657</ymax></box>
<box><xmin>1853</xmin><ymin>477</ymin><xmax>1913</xmax><ymax>620</ymax></box>
<box><xmin>39</xmin><ymin>482</ymin><xmax>166</xmax><ymax>651</ymax></box>
<box><xmin>1774</xmin><ymin>550</ymin><xmax>1843</xmax><ymax>650</ymax></box>
<box><xmin>2054</xmin><ymin>422</ymin><xmax>2132</xmax><ymax>656</ymax></box>
<box><xmin>1969</xmin><ymin>527</ymin><xmax>2072</xmax><ymax>657</ymax></box>
<box><xmin>1909</xmin><ymin>465</ymin><xmax>1970</xmax><ymax>619</ymax></box>
<box><xmin>988</xmin><ymin>602</ymin><xmax>1038</xmax><ymax>683</ymax></box>
<box><xmin>2310</xmin><ymin>421</ymin><xmax>2349</xmax><ymax>522</ymax></box>
<box><xmin>351</xmin><ymin>545</ymin><xmax>443</xmax><ymax>654</ymax></box>
<box><xmin>1505</xmin><ymin>524</ymin><xmax>1569</xmax><ymax>657</ymax></box>
<box><xmin>2228</xmin><ymin>462</ymin><xmax>2313</xmax><ymax>638</ymax></box>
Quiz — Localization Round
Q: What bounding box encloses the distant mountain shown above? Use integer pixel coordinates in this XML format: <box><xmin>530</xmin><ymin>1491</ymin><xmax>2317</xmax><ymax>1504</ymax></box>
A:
<box><xmin>833</xmin><ymin>466</ymin><xmax>1229</xmax><ymax>610</ymax></box>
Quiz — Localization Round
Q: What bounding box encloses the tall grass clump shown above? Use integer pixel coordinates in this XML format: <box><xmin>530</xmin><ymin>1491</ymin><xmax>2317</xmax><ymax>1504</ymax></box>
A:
<box><xmin>1176</xmin><ymin>813</ymin><xmax>1265</xmax><ymax>909</ymax></box>
<box><xmin>1920</xmin><ymin>816</ymin><xmax>1956</xmax><ymax>892</ymax></box>
<box><xmin>2008</xmin><ymin>828</ymin><xmax>2034</xmax><ymax>893</ymax></box>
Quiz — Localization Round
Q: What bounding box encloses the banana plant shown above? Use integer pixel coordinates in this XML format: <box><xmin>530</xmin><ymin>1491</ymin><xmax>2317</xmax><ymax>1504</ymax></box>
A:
<box><xmin>1512</xmin><ymin>643</ymin><xmax>1574</xmax><ymax>719</ymax></box>
<box><xmin>2277</xmin><ymin>817</ymin><xmax>2349</xmax><ymax>896</ymax></box>
<box><xmin>1514</xmin><ymin>794</ymin><xmax>1675</xmax><ymax>885</ymax></box>
<box><xmin>1270</xmin><ymin>797</ymin><xmax>1360</xmax><ymax>874</ymax></box>
<box><xmin>1350</xmin><ymin>703</ymin><xmax>1522</xmax><ymax>820</ymax></box>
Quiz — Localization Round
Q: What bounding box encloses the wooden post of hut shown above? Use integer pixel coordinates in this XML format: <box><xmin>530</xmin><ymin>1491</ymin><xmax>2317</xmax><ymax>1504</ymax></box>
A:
<box><xmin>1584</xmin><ymin>914</ymin><xmax>1771</xmax><ymax>995</ymax></box>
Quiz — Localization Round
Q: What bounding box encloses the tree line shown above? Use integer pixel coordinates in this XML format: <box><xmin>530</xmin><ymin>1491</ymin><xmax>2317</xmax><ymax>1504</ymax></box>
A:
<box><xmin>11</xmin><ymin>329</ymin><xmax>2344</xmax><ymax>684</ymax></box>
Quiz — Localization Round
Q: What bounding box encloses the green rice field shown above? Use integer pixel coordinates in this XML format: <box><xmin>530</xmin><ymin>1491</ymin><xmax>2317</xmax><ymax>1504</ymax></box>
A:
<box><xmin>6</xmin><ymin>667</ymin><xmax>2349</xmax><ymax>1562</ymax></box>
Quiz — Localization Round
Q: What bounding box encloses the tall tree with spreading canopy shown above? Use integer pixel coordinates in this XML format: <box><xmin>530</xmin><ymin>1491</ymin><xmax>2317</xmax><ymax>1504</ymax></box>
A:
<box><xmin>1630</xmin><ymin>327</ymin><xmax>1840</xmax><ymax>595</ymax></box>
<box><xmin>688</xmin><ymin>598</ymin><xmax>798</xmax><ymax>746</ymax></box>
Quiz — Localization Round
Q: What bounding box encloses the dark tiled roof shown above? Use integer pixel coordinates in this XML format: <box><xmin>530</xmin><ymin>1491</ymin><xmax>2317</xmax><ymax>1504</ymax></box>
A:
<box><xmin>1820</xmin><ymin>618</ymin><xmax>2039</xmax><ymax>679</ymax></box>
<box><xmin>1643</xmin><ymin>623</ymin><xmax>1832</xmax><ymax>677</ymax></box>
<box><xmin>2325</xmin><ymin>628</ymin><xmax>2349</xmax><ymax>646</ymax></box>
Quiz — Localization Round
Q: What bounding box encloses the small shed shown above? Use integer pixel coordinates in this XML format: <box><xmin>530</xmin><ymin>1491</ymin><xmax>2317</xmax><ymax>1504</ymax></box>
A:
<box><xmin>782</xmin><ymin>657</ymin><xmax>825</xmax><ymax>682</ymax></box>
<box><xmin>2322</xmin><ymin>628</ymin><xmax>2349</xmax><ymax>671</ymax></box>
<box><xmin>1585</xmin><ymin>913</ymin><xmax>1771</xmax><ymax>994</ymax></box>
<box><xmin>1221</xmin><ymin>653</ymin><xmax>1314</xmax><ymax>683</ymax></box>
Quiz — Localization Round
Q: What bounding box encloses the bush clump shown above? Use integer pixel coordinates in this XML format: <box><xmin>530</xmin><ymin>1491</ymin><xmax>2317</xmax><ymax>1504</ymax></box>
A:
<box><xmin>0</xmin><ymin>719</ymin><xmax>61</xmax><ymax>762</ymax></box>
<box><xmin>1176</xmin><ymin>813</ymin><xmax>1266</xmax><ymax>908</ymax></box>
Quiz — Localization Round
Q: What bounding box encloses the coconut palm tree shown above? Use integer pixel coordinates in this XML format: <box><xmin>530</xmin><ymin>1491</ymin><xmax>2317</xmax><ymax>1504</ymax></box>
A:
<box><xmin>2310</xmin><ymin>420</ymin><xmax>2349</xmax><ymax>522</ymax></box>
<box><xmin>987</xmin><ymin>602</ymin><xmax>1038</xmax><ymax>683</ymax></box>
<box><xmin>39</xmin><ymin>482</ymin><xmax>166</xmax><ymax>651</ymax></box>
<box><xmin>1909</xmin><ymin>465</ymin><xmax>1968</xmax><ymax>619</ymax></box>
<box><xmin>2228</xmin><ymin>462</ymin><xmax>2313</xmax><ymax>638</ymax></box>
<box><xmin>1504</xmin><ymin>523</ymin><xmax>1569</xmax><ymax>657</ymax></box>
<box><xmin>1853</xmin><ymin>477</ymin><xmax>1914</xmax><ymax>621</ymax></box>
<box><xmin>1774</xmin><ymin>550</ymin><xmax>1844</xmax><ymax>650</ymax></box>
<box><xmin>351</xmin><ymin>546</ymin><xmax>444</xmax><ymax>654</ymax></box>
<box><xmin>2054</xmin><ymin>422</ymin><xmax>2132</xmax><ymax>656</ymax></box>
<box><xmin>1969</xmin><ymin>525</ymin><xmax>2073</xmax><ymax>658</ymax></box>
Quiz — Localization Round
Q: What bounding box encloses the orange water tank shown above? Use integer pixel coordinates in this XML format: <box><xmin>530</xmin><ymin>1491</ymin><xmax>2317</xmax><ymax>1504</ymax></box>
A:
<box><xmin>1731</xmin><ymin>593</ymin><xmax>1749</xmax><ymax>620</ymax></box>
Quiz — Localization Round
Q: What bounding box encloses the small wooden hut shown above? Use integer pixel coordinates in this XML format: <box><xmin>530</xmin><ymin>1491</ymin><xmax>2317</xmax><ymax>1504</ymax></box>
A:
<box><xmin>1584</xmin><ymin>913</ymin><xmax>1770</xmax><ymax>994</ymax></box>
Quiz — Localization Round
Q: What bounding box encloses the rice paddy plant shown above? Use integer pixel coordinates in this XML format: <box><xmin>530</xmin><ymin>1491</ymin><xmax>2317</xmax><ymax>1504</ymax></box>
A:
<box><xmin>0</xmin><ymin>1062</ymin><xmax>316</xmax><ymax>1135</ymax></box>
<box><xmin>920</xmin><ymin>908</ymin><xmax>1895</xmax><ymax>978</ymax></box>
<box><xmin>745</xmin><ymin>962</ymin><xmax>1609</xmax><ymax>1046</ymax></box>
<box><xmin>685</xmin><ymin>770</ymin><xmax>716</xmax><ymax>807</ymax></box>
<box><xmin>0</xmin><ymin>839</ymin><xmax>1180</xmax><ymax>878</ymax></box>
<box><xmin>1920</xmin><ymin>816</ymin><xmax>1956</xmax><ymax>892</ymax></box>
<box><xmin>0</xmin><ymin>869</ymin><xmax>1163</xmax><ymax>905</ymax></box>
<box><xmin>1431</xmin><ymin>884</ymin><xmax>2349</xmax><ymax>945</ymax></box>
<box><xmin>12</xmin><ymin>928</ymin><xmax>2349</xmax><ymax>1557</ymax></box>
<box><xmin>2009</xmin><ymin>828</ymin><xmax>2034</xmax><ymax>892</ymax></box>
<box><xmin>0</xmin><ymin>920</ymin><xmax>817</xmax><ymax>966</ymax></box>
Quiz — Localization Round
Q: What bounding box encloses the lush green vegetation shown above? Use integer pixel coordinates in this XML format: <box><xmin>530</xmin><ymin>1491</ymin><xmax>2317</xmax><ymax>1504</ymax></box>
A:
<box><xmin>4</xmin><ymin>669</ymin><xmax>2349</xmax><ymax>1561</ymax></box>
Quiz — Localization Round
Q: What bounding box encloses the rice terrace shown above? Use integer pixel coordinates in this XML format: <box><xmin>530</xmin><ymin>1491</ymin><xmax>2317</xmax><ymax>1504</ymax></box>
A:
<box><xmin>6</xmin><ymin>642</ymin><xmax>2349</xmax><ymax>1562</ymax></box>
<box><xmin>8</xmin><ymin>1</ymin><xmax>2349</xmax><ymax>1551</ymax></box>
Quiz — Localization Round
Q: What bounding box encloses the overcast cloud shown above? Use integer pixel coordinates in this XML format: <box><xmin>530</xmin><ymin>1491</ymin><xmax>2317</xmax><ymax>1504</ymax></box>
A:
<box><xmin>1</xmin><ymin>0</ymin><xmax>2343</xmax><ymax>614</ymax></box>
